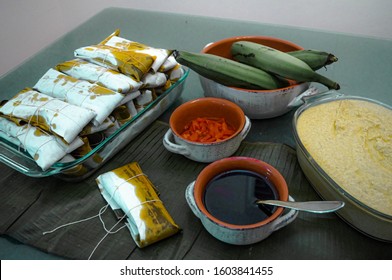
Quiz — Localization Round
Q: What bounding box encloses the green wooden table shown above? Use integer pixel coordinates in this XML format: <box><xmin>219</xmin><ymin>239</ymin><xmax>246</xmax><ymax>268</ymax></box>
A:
<box><xmin>0</xmin><ymin>7</ymin><xmax>391</xmax><ymax>260</ymax></box>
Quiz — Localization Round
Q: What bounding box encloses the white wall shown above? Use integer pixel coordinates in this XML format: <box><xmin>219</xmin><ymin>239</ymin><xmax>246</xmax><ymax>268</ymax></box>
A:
<box><xmin>1</xmin><ymin>0</ymin><xmax>391</xmax><ymax>77</ymax></box>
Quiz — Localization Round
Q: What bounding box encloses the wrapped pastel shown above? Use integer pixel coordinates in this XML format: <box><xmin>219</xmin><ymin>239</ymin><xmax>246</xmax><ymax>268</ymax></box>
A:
<box><xmin>0</xmin><ymin>117</ymin><xmax>73</xmax><ymax>170</ymax></box>
<box><xmin>0</xmin><ymin>88</ymin><xmax>96</xmax><ymax>144</ymax></box>
<box><xmin>0</xmin><ymin>117</ymin><xmax>22</xmax><ymax>147</ymax></box>
<box><xmin>104</xmin><ymin>36</ymin><xmax>171</xmax><ymax>73</ymax></box>
<box><xmin>141</xmin><ymin>72</ymin><xmax>167</xmax><ymax>88</ymax></box>
<box><xmin>134</xmin><ymin>90</ymin><xmax>155</xmax><ymax>111</ymax></box>
<box><xmin>33</xmin><ymin>69</ymin><xmax>124</xmax><ymax>126</ymax></box>
<box><xmin>71</xmin><ymin>137</ymin><xmax>103</xmax><ymax>169</ymax></box>
<box><xmin>167</xmin><ymin>63</ymin><xmax>184</xmax><ymax>82</ymax></box>
<box><xmin>116</xmin><ymin>90</ymin><xmax>141</xmax><ymax>107</ymax></box>
<box><xmin>74</xmin><ymin>45</ymin><xmax>154</xmax><ymax>82</ymax></box>
<box><xmin>55</xmin><ymin>59</ymin><xmax>143</xmax><ymax>93</ymax></box>
<box><xmin>158</xmin><ymin>55</ymin><xmax>178</xmax><ymax>72</ymax></box>
<box><xmin>79</xmin><ymin>117</ymin><xmax>115</xmax><ymax>136</ymax></box>
<box><xmin>96</xmin><ymin>162</ymin><xmax>180</xmax><ymax>248</ymax></box>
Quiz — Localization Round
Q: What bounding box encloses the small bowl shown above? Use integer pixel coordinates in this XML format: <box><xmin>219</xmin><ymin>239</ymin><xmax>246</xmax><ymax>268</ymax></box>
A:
<box><xmin>163</xmin><ymin>97</ymin><xmax>251</xmax><ymax>162</ymax></box>
<box><xmin>200</xmin><ymin>35</ymin><xmax>309</xmax><ymax>119</ymax></box>
<box><xmin>185</xmin><ymin>156</ymin><xmax>298</xmax><ymax>245</ymax></box>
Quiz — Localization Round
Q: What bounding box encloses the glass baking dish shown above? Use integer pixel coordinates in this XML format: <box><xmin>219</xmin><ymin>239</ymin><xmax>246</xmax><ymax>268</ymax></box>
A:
<box><xmin>292</xmin><ymin>91</ymin><xmax>392</xmax><ymax>242</ymax></box>
<box><xmin>0</xmin><ymin>68</ymin><xmax>189</xmax><ymax>181</ymax></box>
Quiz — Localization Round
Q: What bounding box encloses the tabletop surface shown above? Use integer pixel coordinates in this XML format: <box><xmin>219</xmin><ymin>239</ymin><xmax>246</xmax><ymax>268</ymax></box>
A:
<box><xmin>0</xmin><ymin>7</ymin><xmax>391</xmax><ymax>260</ymax></box>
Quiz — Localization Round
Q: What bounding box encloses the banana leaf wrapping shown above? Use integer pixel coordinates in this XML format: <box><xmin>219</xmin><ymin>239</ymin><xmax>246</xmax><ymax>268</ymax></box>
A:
<box><xmin>96</xmin><ymin>162</ymin><xmax>180</xmax><ymax>248</ymax></box>
<box><xmin>74</xmin><ymin>45</ymin><xmax>154</xmax><ymax>82</ymax></box>
<box><xmin>71</xmin><ymin>136</ymin><xmax>103</xmax><ymax>169</ymax></box>
<box><xmin>111</xmin><ymin>105</ymin><xmax>136</xmax><ymax>126</ymax></box>
<box><xmin>103</xmin><ymin>36</ymin><xmax>172</xmax><ymax>73</ymax></box>
<box><xmin>33</xmin><ymin>68</ymin><xmax>124</xmax><ymax>126</ymax></box>
<box><xmin>55</xmin><ymin>59</ymin><xmax>143</xmax><ymax>93</ymax></box>
<box><xmin>0</xmin><ymin>117</ymin><xmax>84</xmax><ymax>170</ymax></box>
<box><xmin>0</xmin><ymin>88</ymin><xmax>96</xmax><ymax>144</ymax></box>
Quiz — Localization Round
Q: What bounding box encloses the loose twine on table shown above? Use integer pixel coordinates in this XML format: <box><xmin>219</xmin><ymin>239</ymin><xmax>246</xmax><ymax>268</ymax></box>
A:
<box><xmin>42</xmin><ymin>173</ymin><xmax>162</xmax><ymax>260</ymax></box>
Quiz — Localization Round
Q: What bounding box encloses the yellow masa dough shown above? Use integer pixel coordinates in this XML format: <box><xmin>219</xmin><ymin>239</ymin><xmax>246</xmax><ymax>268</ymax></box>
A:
<box><xmin>297</xmin><ymin>99</ymin><xmax>392</xmax><ymax>216</ymax></box>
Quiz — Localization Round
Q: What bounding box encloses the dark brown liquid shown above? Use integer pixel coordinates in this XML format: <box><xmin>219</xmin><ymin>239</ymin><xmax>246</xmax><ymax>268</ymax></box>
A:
<box><xmin>203</xmin><ymin>170</ymin><xmax>278</xmax><ymax>225</ymax></box>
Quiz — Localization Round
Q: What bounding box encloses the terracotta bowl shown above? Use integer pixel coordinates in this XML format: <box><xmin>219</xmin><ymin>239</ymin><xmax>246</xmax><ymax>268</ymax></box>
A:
<box><xmin>185</xmin><ymin>157</ymin><xmax>298</xmax><ymax>245</ymax></box>
<box><xmin>200</xmin><ymin>35</ymin><xmax>310</xmax><ymax>119</ymax></box>
<box><xmin>163</xmin><ymin>97</ymin><xmax>251</xmax><ymax>162</ymax></box>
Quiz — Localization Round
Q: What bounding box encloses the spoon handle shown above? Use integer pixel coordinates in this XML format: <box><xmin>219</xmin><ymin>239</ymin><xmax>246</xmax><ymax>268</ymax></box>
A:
<box><xmin>256</xmin><ymin>200</ymin><xmax>345</xmax><ymax>213</ymax></box>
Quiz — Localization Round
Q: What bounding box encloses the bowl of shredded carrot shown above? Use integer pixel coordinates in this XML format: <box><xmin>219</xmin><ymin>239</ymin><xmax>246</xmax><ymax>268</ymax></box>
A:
<box><xmin>163</xmin><ymin>97</ymin><xmax>251</xmax><ymax>162</ymax></box>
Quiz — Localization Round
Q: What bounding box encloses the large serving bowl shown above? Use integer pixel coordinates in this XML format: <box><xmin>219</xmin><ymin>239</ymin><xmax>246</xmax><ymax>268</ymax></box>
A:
<box><xmin>200</xmin><ymin>36</ymin><xmax>309</xmax><ymax>119</ymax></box>
<box><xmin>292</xmin><ymin>93</ymin><xmax>392</xmax><ymax>242</ymax></box>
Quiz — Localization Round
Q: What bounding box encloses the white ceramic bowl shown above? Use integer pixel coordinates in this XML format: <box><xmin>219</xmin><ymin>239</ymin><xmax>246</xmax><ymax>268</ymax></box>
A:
<box><xmin>163</xmin><ymin>97</ymin><xmax>251</xmax><ymax>162</ymax></box>
<box><xmin>201</xmin><ymin>36</ymin><xmax>310</xmax><ymax>119</ymax></box>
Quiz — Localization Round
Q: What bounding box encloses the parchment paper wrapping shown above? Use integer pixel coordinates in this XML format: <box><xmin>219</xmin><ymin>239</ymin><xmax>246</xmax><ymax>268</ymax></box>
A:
<box><xmin>33</xmin><ymin>68</ymin><xmax>124</xmax><ymax>126</ymax></box>
<box><xmin>0</xmin><ymin>88</ymin><xmax>96</xmax><ymax>144</ymax></box>
<box><xmin>96</xmin><ymin>162</ymin><xmax>181</xmax><ymax>248</ymax></box>
<box><xmin>55</xmin><ymin>59</ymin><xmax>143</xmax><ymax>93</ymax></box>
<box><xmin>74</xmin><ymin>45</ymin><xmax>154</xmax><ymax>82</ymax></box>
<box><xmin>104</xmin><ymin>36</ymin><xmax>172</xmax><ymax>73</ymax></box>
<box><xmin>0</xmin><ymin>117</ymin><xmax>83</xmax><ymax>170</ymax></box>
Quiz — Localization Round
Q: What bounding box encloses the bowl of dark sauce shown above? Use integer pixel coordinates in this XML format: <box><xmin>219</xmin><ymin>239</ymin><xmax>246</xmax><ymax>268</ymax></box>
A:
<box><xmin>186</xmin><ymin>156</ymin><xmax>298</xmax><ymax>245</ymax></box>
<box><xmin>203</xmin><ymin>169</ymin><xmax>279</xmax><ymax>225</ymax></box>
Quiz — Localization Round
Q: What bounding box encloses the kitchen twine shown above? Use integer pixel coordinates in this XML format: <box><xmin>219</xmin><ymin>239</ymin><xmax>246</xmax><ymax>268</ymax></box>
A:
<box><xmin>123</xmin><ymin>41</ymin><xmax>152</xmax><ymax>67</ymax></box>
<box><xmin>10</xmin><ymin>98</ymin><xmax>58</xmax><ymax>151</ymax></box>
<box><xmin>84</xmin><ymin>47</ymin><xmax>117</xmax><ymax>72</ymax></box>
<box><xmin>2</xmin><ymin>91</ymin><xmax>76</xmax><ymax>153</ymax></box>
<box><xmin>15</xmin><ymin>99</ymin><xmax>83</xmax><ymax>158</ymax></box>
<box><xmin>42</xmin><ymin>173</ymin><xmax>162</xmax><ymax>260</ymax></box>
<box><xmin>42</xmin><ymin>74</ymin><xmax>100</xmax><ymax>112</ymax></box>
<box><xmin>97</xmin><ymin>44</ymin><xmax>150</xmax><ymax>81</ymax></box>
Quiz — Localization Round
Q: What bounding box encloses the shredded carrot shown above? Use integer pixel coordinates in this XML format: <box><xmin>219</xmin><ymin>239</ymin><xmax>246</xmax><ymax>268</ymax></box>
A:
<box><xmin>180</xmin><ymin>117</ymin><xmax>235</xmax><ymax>143</ymax></box>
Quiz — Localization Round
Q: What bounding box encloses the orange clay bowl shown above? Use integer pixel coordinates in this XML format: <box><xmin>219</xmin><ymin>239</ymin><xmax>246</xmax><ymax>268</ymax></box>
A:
<box><xmin>163</xmin><ymin>97</ymin><xmax>251</xmax><ymax>163</ymax></box>
<box><xmin>185</xmin><ymin>156</ymin><xmax>298</xmax><ymax>245</ymax></box>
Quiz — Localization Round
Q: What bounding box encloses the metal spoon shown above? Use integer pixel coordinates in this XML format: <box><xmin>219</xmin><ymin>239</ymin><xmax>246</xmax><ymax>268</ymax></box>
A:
<box><xmin>255</xmin><ymin>199</ymin><xmax>345</xmax><ymax>214</ymax></box>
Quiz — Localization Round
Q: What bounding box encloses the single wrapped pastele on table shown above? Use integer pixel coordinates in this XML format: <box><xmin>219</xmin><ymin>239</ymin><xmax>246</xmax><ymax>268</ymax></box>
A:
<box><xmin>96</xmin><ymin>162</ymin><xmax>181</xmax><ymax>248</ymax></box>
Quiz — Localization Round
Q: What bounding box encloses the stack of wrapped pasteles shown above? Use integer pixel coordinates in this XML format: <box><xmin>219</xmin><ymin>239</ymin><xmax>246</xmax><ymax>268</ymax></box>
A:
<box><xmin>0</xmin><ymin>29</ymin><xmax>185</xmax><ymax>171</ymax></box>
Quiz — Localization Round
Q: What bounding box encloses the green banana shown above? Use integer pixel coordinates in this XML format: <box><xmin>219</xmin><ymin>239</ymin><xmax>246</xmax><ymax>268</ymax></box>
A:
<box><xmin>231</xmin><ymin>41</ymin><xmax>340</xmax><ymax>90</ymax></box>
<box><xmin>173</xmin><ymin>50</ymin><xmax>289</xmax><ymax>90</ymax></box>
<box><xmin>287</xmin><ymin>50</ymin><xmax>338</xmax><ymax>70</ymax></box>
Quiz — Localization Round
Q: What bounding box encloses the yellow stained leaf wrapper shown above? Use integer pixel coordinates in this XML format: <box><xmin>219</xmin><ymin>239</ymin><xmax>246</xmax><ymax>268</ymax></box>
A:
<box><xmin>103</xmin><ymin>36</ymin><xmax>172</xmax><ymax>73</ymax></box>
<box><xmin>96</xmin><ymin>162</ymin><xmax>180</xmax><ymax>248</ymax></box>
<box><xmin>33</xmin><ymin>68</ymin><xmax>124</xmax><ymax>126</ymax></box>
<box><xmin>0</xmin><ymin>117</ymin><xmax>82</xmax><ymax>170</ymax></box>
<box><xmin>55</xmin><ymin>59</ymin><xmax>142</xmax><ymax>93</ymax></box>
<box><xmin>74</xmin><ymin>45</ymin><xmax>154</xmax><ymax>82</ymax></box>
<box><xmin>0</xmin><ymin>88</ymin><xmax>96</xmax><ymax>144</ymax></box>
